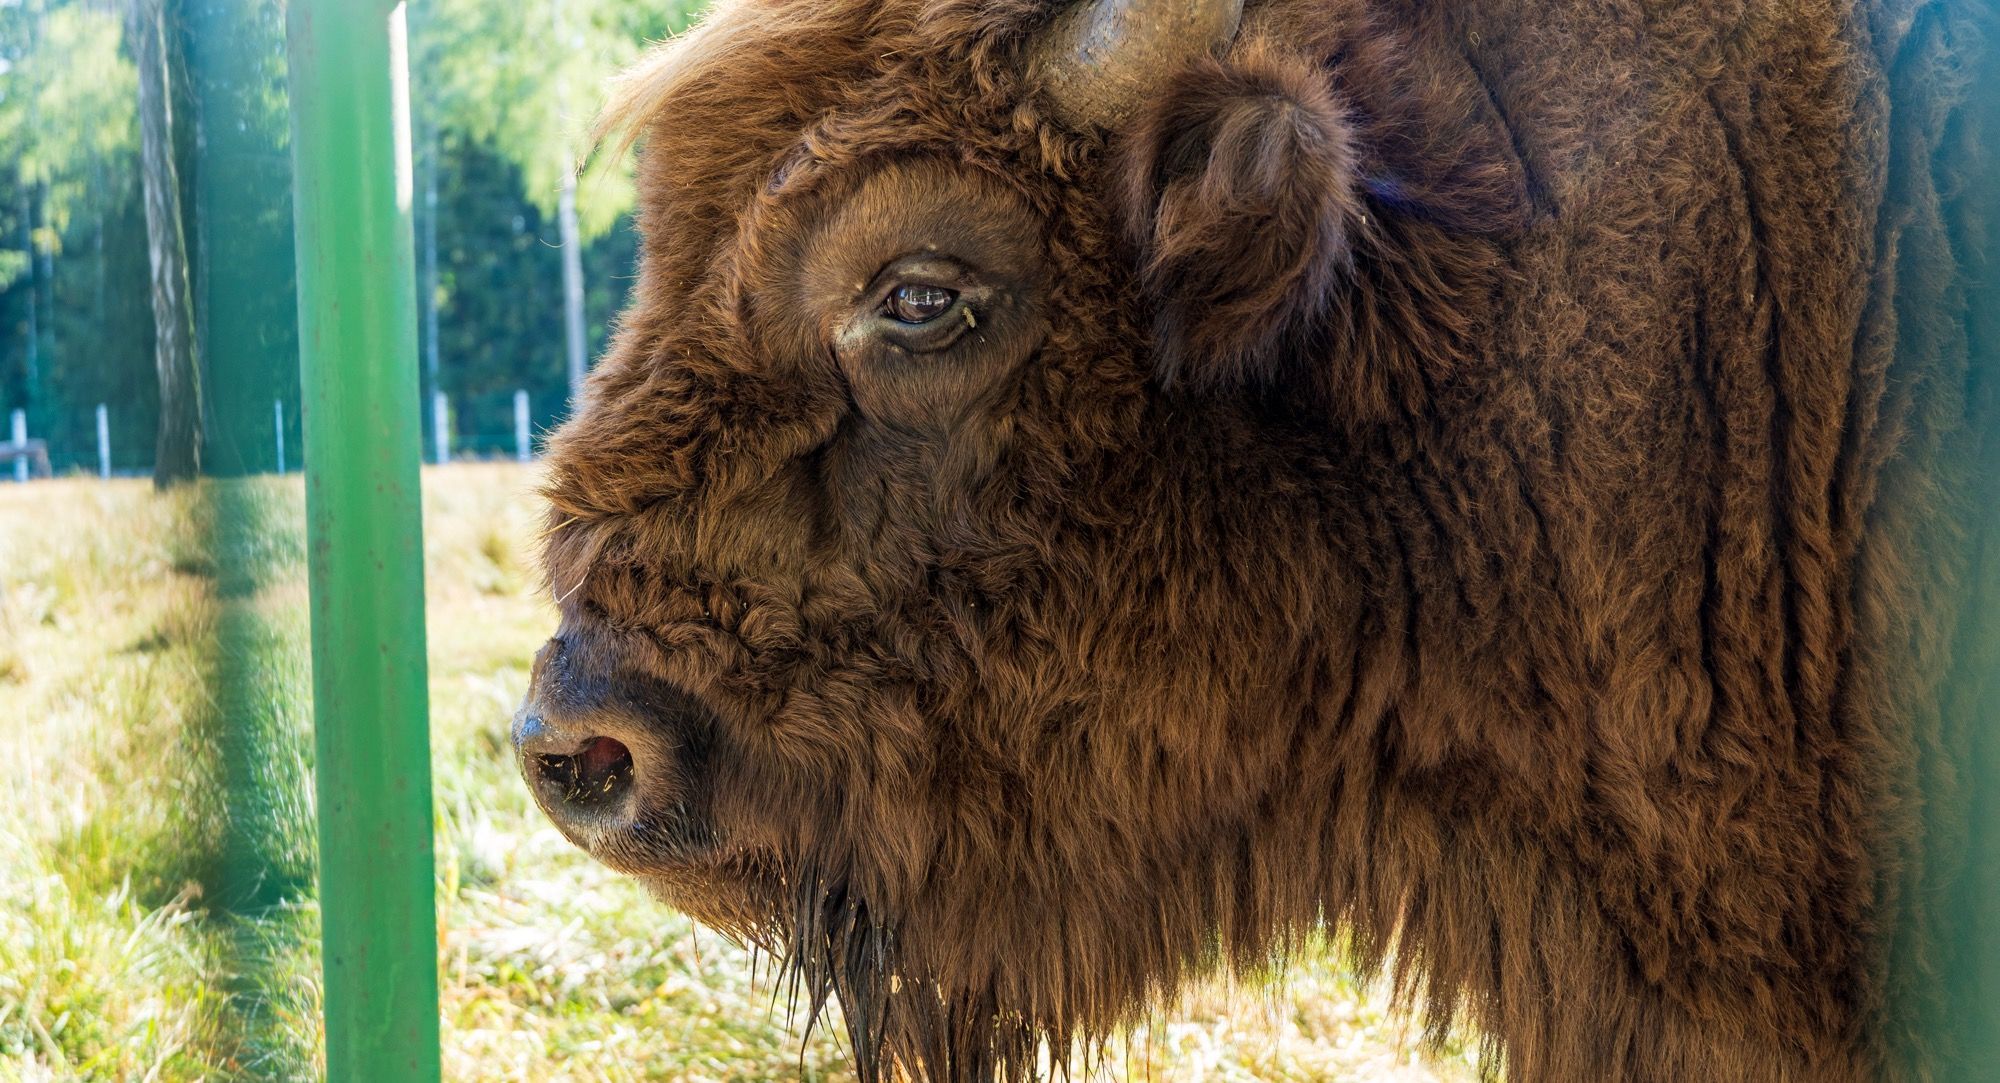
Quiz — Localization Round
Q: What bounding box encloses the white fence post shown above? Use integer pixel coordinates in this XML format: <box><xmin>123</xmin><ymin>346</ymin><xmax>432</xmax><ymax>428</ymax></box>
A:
<box><xmin>96</xmin><ymin>404</ymin><xmax>110</xmax><ymax>478</ymax></box>
<box><xmin>432</xmin><ymin>390</ymin><xmax>449</xmax><ymax>466</ymax></box>
<box><xmin>274</xmin><ymin>399</ymin><xmax>286</xmax><ymax>474</ymax></box>
<box><xmin>10</xmin><ymin>409</ymin><xmax>24</xmax><ymax>483</ymax></box>
<box><xmin>514</xmin><ymin>389</ymin><xmax>530</xmax><ymax>463</ymax></box>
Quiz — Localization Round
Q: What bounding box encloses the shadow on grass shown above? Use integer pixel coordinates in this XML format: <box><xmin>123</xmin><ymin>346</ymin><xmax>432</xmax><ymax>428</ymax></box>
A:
<box><xmin>194</xmin><ymin>479</ymin><xmax>321</xmax><ymax>1079</ymax></box>
<box><xmin>52</xmin><ymin>478</ymin><xmax>324</xmax><ymax>1079</ymax></box>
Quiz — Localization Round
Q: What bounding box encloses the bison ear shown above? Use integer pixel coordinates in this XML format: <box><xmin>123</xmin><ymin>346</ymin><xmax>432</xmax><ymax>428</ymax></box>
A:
<box><xmin>1113</xmin><ymin>39</ymin><xmax>1363</xmax><ymax>390</ymax></box>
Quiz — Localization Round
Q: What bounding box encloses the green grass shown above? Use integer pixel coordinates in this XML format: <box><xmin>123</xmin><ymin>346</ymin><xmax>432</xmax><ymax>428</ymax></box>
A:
<box><xmin>0</xmin><ymin>463</ymin><xmax>1471</xmax><ymax>1082</ymax></box>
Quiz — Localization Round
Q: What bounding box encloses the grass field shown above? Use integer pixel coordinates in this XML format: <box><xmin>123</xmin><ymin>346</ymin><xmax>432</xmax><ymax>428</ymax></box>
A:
<box><xmin>0</xmin><ymin>463</ymin><xmax>1470</xmax><ymax>1082</ymax></box>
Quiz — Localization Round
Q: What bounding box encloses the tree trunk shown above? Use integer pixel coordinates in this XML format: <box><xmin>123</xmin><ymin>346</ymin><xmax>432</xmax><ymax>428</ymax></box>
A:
<box><xmin>553</xmin><ymin>0</ymin><xmax>587</xmax><ymax>406</ymax></box>
<box><xmin>129</xmin><ymin>0</ymin><xmax>201</xmax><ymax>487</ymax></box>
<box><xmin>422</xmin><ymin>113</ymin><xmax>443</xmax><ymax>461</ymax></box>
<box><xmin>20</xmin><ymin>191</ymin><xmax>38</xmax><ymax>403</ymax></box>
<box><xmin>558</xmin><ymin>167</ymin><xmax>586</xmax><ymax>405</ymax></box>
<box><xmin>38</xmin><ymin>181</ymin><xmax>56</xmax><ymax>400</ymax></box>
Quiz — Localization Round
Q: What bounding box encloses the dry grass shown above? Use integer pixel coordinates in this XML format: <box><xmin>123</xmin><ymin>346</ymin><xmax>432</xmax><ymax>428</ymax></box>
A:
<box><xmin>0</xmin><ymin>463</ymin><xmax>1471</xmax><ymax>1082</ymax></box>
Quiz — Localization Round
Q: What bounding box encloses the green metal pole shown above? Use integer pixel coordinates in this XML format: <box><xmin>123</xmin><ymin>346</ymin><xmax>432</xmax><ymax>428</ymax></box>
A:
<box><xmin>283</xmin><ymin>3</ymin><xmax>440</xmax><ymax>1080</ymax></box>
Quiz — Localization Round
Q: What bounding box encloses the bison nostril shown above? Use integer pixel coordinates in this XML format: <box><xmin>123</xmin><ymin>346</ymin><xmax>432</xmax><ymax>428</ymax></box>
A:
<box><xmin>536</xmin><ymin>736</ymin><xmax>635</xmax><ymax>807</ymax></box>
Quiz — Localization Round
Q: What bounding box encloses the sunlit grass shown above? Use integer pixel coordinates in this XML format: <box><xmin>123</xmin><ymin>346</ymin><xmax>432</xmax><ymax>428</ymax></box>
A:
<box><xmin>0</xmin><ymin>463</ymin><xmax>1470</xmax><ymax>1081</ymax></box>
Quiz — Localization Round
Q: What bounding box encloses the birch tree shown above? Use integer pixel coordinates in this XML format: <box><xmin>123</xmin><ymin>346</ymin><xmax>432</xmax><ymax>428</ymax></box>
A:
<box><xmin>127</xmin><ymin>0</ymin><xmax>200</xmax><ymax>485</ymax></box>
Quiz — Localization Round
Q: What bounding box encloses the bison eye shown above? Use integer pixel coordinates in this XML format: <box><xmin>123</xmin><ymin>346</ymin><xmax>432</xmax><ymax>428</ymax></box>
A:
<box><xmin>886</xmin><ymin>283</ymin><xmax>958</xmax><ymax>324</ymax></box>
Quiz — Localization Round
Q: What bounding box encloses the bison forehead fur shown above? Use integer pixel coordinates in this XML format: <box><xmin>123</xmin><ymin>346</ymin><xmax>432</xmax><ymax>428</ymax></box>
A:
<box><xmin>522</xmin><ymin>0</ymin><xmax>1997</xmax><ymax>1079</ymax></box>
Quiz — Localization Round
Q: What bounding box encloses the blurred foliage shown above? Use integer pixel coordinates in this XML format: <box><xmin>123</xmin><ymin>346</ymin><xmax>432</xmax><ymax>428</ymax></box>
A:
<box><xmin>0</xmin><ymin>0</ymin><xmax>151</xmax><ymax>472</ymax></box>
<box><xmin>411</xmin><ymin>0</ymin><xmax>700</xmax><ymax>451</ymax></box>
<box><xmin>429</xmin><ymin>137</ymin><xmax>643</xmax><ymax>453</ymax></box>
<box><xmin>0</xmin><ymin>1</ymin><xmax>138</xmax><ymax>287</ymax></box>
<box><xmin>181</xmin><ymin>0</ymin><xmax>299</xmax><ymax>478</ymax></box>
<box><xmin>0</xmin><ymin>0</ymin><xmax>706</xmax><ymax>475</ymax></box>
<box><xmin>415</xmin><ymin>0</ymin><xmax>699</xmax><ymax>242</ymax></box>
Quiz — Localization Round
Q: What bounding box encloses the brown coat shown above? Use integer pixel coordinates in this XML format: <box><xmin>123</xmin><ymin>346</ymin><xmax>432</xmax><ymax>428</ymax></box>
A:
<box><xmin>521</xmin><ymin>1</ymin><xmax>2000</xmax><ymax>1079</ymax></box>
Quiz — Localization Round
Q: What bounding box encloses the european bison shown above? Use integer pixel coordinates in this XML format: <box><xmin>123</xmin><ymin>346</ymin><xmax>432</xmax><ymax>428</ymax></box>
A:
<box><xmin>513</xmin><ymin>0</ymin><xmax>1997</xmax><ymax>1078</ymax></box>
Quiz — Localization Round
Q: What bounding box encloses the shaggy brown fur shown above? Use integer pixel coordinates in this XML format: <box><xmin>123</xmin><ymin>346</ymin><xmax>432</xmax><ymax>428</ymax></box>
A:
<box><xmin>517</xmin><ymin>1</ymin><xmax>1999</xmax><ymax>1079</ymax></box>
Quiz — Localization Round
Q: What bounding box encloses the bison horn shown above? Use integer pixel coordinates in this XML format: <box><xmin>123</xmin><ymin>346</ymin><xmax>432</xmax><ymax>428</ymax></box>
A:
<box><xmin>1029</xmin><ymin>0</ymin><xmax>1245</xmax><ymax>131</ymax></box>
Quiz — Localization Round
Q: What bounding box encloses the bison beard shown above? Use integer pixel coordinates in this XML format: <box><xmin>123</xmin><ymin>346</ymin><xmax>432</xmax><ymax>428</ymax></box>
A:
<box><xmin>514</xmin><ymin>0</ymin><xmax>1998</xmax><ymax>1080</ymax></box>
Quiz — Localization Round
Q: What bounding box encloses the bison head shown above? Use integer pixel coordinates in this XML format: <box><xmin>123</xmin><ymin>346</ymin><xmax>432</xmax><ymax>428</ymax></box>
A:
<box><xmin>515</xmin><ymin>0</ymin><xmax>1551</xmax><ymax>1077</ymax></box>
